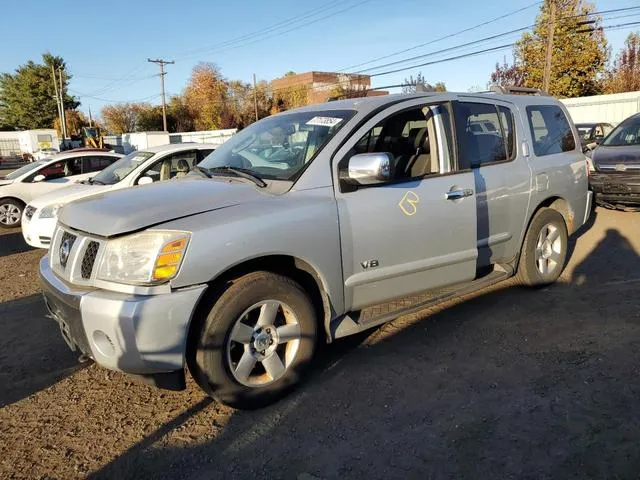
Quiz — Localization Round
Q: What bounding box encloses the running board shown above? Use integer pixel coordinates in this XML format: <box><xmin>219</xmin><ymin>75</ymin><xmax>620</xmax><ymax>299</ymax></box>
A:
<box><xmin>330</xmin><ymin>267</ymin><xmax>512</xmax><ymax>340</ymax></box>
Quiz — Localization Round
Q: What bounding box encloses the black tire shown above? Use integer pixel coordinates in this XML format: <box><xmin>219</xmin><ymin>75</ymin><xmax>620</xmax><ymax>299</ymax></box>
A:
<box><xmin>188</xmin><ymin>271</ymin><xmax>317</xmax><ymax>409</ymax></box>
<box><xmin>516</xmin><ymin>208</ymin><xmax>568</xmax><ymax>287</ymax></box>
<box><xmin>0</xmin><ymin>198</ymin><xmax>24</xmax><ymax>228</ymax></box>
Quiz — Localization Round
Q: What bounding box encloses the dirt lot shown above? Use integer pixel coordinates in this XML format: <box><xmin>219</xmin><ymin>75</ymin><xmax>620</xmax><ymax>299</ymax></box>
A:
<box><xmin>1</xmin><ymin>208</ymin><xmax>639</xmax><ymax>479</ymax></box>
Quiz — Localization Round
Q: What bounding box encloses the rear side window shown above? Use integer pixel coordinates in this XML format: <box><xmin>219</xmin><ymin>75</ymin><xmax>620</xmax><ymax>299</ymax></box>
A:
<box><xmin>454</xmin><ymin>102</ymin><xmax>515</xmax><ymax>168</ymax></box>
<box><xmin>526</xmin><ymin>105</ymin><xmax>576</xmax><ymax>156</ymax></box>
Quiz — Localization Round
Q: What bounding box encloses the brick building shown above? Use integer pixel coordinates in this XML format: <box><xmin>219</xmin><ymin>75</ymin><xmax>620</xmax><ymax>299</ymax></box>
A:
<box><xmin>271</xmin><ymin>71</ymin><xmax>388</xmax><ymax>105</ymax></box>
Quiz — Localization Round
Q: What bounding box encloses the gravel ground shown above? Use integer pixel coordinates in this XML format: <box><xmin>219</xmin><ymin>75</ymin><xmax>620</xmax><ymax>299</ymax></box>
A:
<box><xmin>1</xmin><ymin>208</ymin><xmax>639</xmax><ymax>479</ymax></box>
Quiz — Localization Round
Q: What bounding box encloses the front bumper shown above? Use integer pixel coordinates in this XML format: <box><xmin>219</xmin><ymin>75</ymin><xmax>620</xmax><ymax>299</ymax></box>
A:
<box><xmin>590</xmin><ymin>172</ymin><xmax>640</xmax><ymax>206</ymax></box>
<box><xmin>22</xmin><ymin>215</ymin><xmax>56</xmax><ymax>249</ymax></box>
<box><xmin>39</xmin><ymin>256</ymin><xmax>207</xmax><ymax>387</ymax></box>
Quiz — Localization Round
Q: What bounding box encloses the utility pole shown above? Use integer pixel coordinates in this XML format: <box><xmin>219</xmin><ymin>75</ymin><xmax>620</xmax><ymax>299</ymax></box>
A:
<box><xmin>58</xmin><ymin>68</ymin><xmax>68</xmax><ymax>143</ymax></box>
<box><xmin>253</xmin><ymin>73</ymin><xmax>259</xmax><ymax>122</ymax></box>
<box><xmin>543</xmin><ymin>0</ymin><xmax>556</xmax><ymax>92</ymax></box>
<box><xmin>147</xmin><ymin>58</ymin><xmax>174</xmax><ymax>131</ymax></box>
<box><xmin>88</xmin><ymin>106</ymin><xmax>93</xmax><ymax>127</ymax></box>
<box><xmin>51</xmin><ymin>65</ymin><xmax>64</xmax><ymax>140</ymax></box>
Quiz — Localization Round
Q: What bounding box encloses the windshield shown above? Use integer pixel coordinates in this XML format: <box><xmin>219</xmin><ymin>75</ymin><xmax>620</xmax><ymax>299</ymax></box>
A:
<box><xmin>5</xmin><ymin>160</ymin><xmax>47</xmax><ymax>180</ymax></box>
<box><xmin>91</xmin><ymin>151</ymin><xmax>154</xmax><ymax>185</ymax></box>
<box><xmin>601</xmin><ymin>117</ymin><xmax>640</xmax><ymax>147</ymax></box>
<box><xmin>198</xmin><ymin>110</ymin><xmax>354</xmax><ymax>181</ymax></box>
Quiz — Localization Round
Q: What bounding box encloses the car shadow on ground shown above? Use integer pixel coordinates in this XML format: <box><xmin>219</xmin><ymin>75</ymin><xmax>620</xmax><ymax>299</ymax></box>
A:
<box><xmin>0</xmin><ymin>294</ymin><xmax>84</xmax><ymax>407</ymax></box>
<box><xmin>0</xmin><ymin>231</ymin><xmax>33</xmax><ymax>257</ymax></box>
<box><xmin>88</xmin><ymin>214</ymin><xmax>640</xmax><ymax>479</ymax></box>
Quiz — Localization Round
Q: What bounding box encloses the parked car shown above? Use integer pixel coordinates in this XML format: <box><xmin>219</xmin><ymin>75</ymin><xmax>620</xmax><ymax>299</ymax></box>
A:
<box><xmin>575</xmin><ymin>122</ymin><xmax>614</xmax><ymax>152</ymax></box>
<box><xmin>22</xmin><ymin>143</ymin><xmax>217</xmax><ymax>248</ymax></box>
<box><xmin>40</xmin><ymin>91</ymin><xmax>591</xmax><ymax>409</ymax></box>
<box><xmin>589</xmin><ymin>113</ymin><xmax>640</xmax><ymax>209</ymax></box>
<box><xmin>33</xmin><ymin>147</ymin><xmax>60</xmax><ymax>161</ymax></box>
<box><xmin>0</xmin><ymin>150</ymin><xmax>122</xmax><ymax>228</ymax></box>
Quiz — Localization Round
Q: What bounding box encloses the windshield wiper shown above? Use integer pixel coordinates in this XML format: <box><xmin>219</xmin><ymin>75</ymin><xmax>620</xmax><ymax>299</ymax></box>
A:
<box><xmin>90</xmin><ymin>178</ymin><xmax>106</xmax><ymax>185</ymax></box>
<box><xmin>208</xmin><ymin>166</ymin><xmax>267</xmax><ymax>188</ymax></box>
<box><xmin>193</xmin><ymin>165</ymin><xmax>213</xmax><ymax>178</ymax></box>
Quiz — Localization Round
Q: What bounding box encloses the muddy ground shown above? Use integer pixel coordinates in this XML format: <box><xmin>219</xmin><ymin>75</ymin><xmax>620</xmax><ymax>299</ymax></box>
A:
<box><xmin>0</xmin><ymin>208</ymin><xmax>639</xmax><ymax>479</ymax></box>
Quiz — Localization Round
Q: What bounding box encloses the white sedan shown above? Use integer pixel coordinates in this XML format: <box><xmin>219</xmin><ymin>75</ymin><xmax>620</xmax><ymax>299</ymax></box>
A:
<box><xmin>0</xmin><ymin>149</ymin><xmax>122</xmax><ymax>229</ymax></box>
<box><xmin>22</xmin><ymin>143</ymin><xmax>217</xmax><ymax>248</ymax></box>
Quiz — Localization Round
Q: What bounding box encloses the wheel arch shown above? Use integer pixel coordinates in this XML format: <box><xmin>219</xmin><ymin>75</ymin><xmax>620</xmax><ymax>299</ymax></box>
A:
<box><xmin>186</xmin><ymin>254</ymin><xmax>333</xmax><ymax>360</ymax></box>
<box><xmin>515</xmin><ymin>195</ymin><xmax>573</xmax><ymax>271</ymax></box>
<box><xmin>0</xmin><ymin>196</ymin><xmax>26</xmax><ymax>207</ymax></box>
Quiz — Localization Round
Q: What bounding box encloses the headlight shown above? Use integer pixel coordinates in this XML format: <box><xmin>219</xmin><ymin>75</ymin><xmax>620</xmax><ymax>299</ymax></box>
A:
<box><xmin>96</xmin><ymin>230</ymin><xmax>190</xmax><ymax>285</ymax></box>
<box><xmin>39</xmin><ymin>203</ymin><xmax>64</xmax><ymax>219</ymax></box>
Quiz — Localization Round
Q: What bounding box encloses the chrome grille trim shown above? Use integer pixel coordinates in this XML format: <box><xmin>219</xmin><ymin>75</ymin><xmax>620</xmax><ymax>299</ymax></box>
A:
<box><xmin>50</xmin><ymin>224</ymin><xmax>105</xmax><ymax>285</ymax></box>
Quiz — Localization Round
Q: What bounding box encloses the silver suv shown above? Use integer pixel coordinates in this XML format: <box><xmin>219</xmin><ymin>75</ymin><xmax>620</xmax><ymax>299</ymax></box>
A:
<box><xmin>39</xmin><ymin>91</ymin><xmax>592</xmax><ymax>409</ymax></box>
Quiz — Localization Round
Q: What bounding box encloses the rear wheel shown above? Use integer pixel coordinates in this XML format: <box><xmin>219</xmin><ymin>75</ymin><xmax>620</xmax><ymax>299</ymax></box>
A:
<box><xmin>0</xmin><ymin>199</ymin><xmax>24</xmax><ymax>228</ymax></box>
<box><xmin>189</xmin><ymin>271</ymin><xmax>317</xmax><ymax>409</ymax></box>
<box><xmin>516</xmin><ymin>208</ymin><xmax>568</xmax><ymax>287</ymax></box>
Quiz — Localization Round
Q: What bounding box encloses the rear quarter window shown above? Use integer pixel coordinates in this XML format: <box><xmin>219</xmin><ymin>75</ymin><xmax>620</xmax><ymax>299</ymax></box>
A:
<box><xmin>526</xmin><ymin>105</ymin><xmax>576</xmax><ymax>156</ymax></box>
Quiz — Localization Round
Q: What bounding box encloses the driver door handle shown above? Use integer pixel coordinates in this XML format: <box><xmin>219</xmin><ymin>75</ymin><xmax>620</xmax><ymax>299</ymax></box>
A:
<box><xmin>445</xmin><ymin>188</ymin><xmax>474</xmax><ymax>200</ymax></box>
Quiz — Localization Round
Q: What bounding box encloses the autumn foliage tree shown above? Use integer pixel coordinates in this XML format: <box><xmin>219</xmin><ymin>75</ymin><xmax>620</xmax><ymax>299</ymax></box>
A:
<box><xmin>490</xmin><ymin>59</ymin><xmax>526</xmax><ymax>87</ymax></box>
<box><xmin>515</xmin><ymin>0</ymin><xmax>608</xmax><ymax>97</ymax></box>
<box><xmin>54</xmin><ymin>109</ymin><xmax>89</xmax><ymax>138</ymax></box>
<box><xmin>602</xmin><ymin>32</ymin><xmax>640</xmax><ymax>93</ymax></box>
<box><xmin>100</xmin><ymin>103</ymin><xmax>144</xmax><ymax>134</ymax></box>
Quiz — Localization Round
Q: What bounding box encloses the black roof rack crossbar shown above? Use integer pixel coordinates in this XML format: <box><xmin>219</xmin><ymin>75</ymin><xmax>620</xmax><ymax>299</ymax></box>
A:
<box><xmin>488</xmin><ymin>85</ymin><xmax>550</xmax><ymax>96</ymax></box>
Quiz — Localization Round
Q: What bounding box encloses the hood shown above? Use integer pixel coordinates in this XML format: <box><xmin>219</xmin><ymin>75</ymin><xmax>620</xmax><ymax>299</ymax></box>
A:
<box><xmin>29</xmin><ymin>183</ymin><xmax>111</xmax><ymax>208</ymax></box>
<box><xmin>592</xmin><ymin>144</ymin><xmax>640</xmax><ymax>171</ymax></box>
<box><xmin>0</xmin><ymin>178</ymin><xmax>14</xmax><ymax>186</ymax></box>
<box><xmin>59</xmin><ymin>177</ymin><xmax>269</xmax><ymax>237</ymax></box>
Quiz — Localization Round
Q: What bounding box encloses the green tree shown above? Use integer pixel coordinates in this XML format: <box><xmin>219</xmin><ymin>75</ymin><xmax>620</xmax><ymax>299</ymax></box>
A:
<box><xmin>0</xmin><ymin>53</ymin><xmax>79</xmax><ymax>129</ymax></box>
<box><xmin>602</xmin><ymin>32</ymin><xmax>640</xmax><ymax>93</ymax></box>
<box><xmin>515</xmin><ymin>0</ymin><xmax>608</xmax><ymax>97</ymax></box>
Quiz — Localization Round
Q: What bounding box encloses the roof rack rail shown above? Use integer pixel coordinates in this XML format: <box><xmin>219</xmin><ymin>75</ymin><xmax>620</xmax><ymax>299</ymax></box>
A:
<box><xmin>488</xmin><ymin>85</ymin><xmax>550</xmax><ymax>96</ymax></box>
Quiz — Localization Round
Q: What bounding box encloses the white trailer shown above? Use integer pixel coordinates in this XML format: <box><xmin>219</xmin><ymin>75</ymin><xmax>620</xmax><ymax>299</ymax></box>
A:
<box><xmin>560</xmin><ymin>91</ymin><xmax>640</xmax><ymax>125</ymax></box>
<box><xmin>0</xmin><ymin>129</ymin><xmax>59</xmax><ymax>160</ymax></box>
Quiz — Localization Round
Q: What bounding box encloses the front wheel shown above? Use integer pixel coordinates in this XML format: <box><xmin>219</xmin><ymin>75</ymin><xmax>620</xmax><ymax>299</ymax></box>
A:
<box><xmin>516</xmin><ymin>208</ymin><xmax>568</xmax><ymax>287</ymax></box>
<box><xmin>0</xmin><ymin>199</ymin><xmax>24</xmax><ymax>228</ymax></box>
<box><xmin>189</xmin><ymin>271</ymin><xmax>317</xmax><ymax>409</ymax></box>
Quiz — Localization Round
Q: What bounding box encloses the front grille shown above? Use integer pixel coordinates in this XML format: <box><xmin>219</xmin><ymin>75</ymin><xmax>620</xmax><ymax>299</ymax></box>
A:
<box><xmin>24</xmin><ymin>206</ymin><xmax>36</xmax><ymax>220</ymax></box>
<box><xmin>81</xmin><ymin>241</ymin><xmax>99</xmax><ymax>279</ymax></box>
<box><xmin>59</xmin><ymin>232</ymin><xmax>77</xmax><ymax>269</ymax></box>
<box><xmin>39</xmin><ymin>236</ymin><xmax>51</xmax><ymax>246</ymax></box>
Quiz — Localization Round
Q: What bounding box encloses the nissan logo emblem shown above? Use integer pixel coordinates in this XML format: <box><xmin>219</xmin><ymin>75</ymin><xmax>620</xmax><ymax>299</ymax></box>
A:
<box><xmin>59</xmin><ymin>238</ymin><xmax>71</xmax><ymax>265</ymax></box>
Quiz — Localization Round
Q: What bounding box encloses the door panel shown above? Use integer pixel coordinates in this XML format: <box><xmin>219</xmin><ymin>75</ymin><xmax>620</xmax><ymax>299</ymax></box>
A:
<box><xmin>333</xmin><ymin>99</ymin><xmax>478</xmax><ymax>311</ymax></box>
<box><xmin>453</xmin><ymin>99</ymin><xmax>531</xmax><ymax>264</ymax></box>
<box><xmin>337</xmin><ymin>173</ymin><xmax>477</xmax><ymax>309</ymax></box>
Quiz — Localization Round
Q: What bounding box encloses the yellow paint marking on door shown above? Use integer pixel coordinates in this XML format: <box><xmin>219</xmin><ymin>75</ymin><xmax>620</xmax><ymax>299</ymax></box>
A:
<box><xmin>399</xmin><ymin>191</ymin><xmax>420</xmax><ymax>216</ymax></box>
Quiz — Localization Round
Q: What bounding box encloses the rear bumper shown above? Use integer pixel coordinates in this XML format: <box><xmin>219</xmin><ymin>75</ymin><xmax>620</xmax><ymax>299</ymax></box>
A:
<box><xmin>590</xmin><ymin>173</ymin><xmax>640</xmax><ymax>206</ymax></box>
<box><xmin>39</xmin><ymin>256</ymin><xmax>207</xmax><ymax>389</ymax></box>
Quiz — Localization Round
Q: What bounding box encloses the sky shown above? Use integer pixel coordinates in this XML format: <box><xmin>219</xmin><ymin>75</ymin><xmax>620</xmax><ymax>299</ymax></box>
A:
<box><xmin>0</xmin><ymin>0</ymin><xmax>638</xmax><ymax>118</ymax></box>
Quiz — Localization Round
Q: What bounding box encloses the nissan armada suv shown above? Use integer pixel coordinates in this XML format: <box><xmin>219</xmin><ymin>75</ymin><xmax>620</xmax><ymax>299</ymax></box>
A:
<box><xmin>39</xmin><ymin>90</ymin><xmax>592</xmax><ymax>409</ymax></box>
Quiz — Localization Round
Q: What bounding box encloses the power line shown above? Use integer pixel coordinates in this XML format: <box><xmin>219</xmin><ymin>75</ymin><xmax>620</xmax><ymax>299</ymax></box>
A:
<box><xmin>174</xmin><ymin>0</ymin><xmax>373</xmax><ymax>61</ymax></box>
<box><xmin>173</xmin><ymin>0</ymin><xmax>345</xmax><ymax>59</ymax></box>
<box><xmin>344</xmin><ymin>8</ymin><xmax>640</xmax><ymax>76</ymax></box>
<box><xmin>338</xmin><ymin>1</ymin><xmax>543</xmax><ymax>72</ymax></box>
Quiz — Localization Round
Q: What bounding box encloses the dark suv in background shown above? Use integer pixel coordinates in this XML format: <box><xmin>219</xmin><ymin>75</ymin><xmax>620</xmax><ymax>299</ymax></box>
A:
<box><xmin>590</xmin><ymin>113</ymin><xmax>640</xmax><ymax>210</ymax></box>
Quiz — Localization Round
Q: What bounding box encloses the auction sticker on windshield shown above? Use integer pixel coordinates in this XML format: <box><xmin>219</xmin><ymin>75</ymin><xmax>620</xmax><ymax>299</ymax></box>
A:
<box><xmin>306</xmin><ymin>116</ymin><xmax>343</xmax><ymax>127</ymax></box>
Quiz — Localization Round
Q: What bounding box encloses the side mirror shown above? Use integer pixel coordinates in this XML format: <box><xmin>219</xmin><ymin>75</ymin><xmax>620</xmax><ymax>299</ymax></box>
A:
<box><xmin>137</xmin><ymin>176</ymin><xmax>153</xmax><ymax>186</ymax></box>
<box><xmin>33</xmin><ymin>174</ymin><xmax>46</xmax><ymax>183</ymax></box>
<box><xmin>345</xmin><ymin>153</ymin><xmax>394</xmax><ymax>186</ymax></box>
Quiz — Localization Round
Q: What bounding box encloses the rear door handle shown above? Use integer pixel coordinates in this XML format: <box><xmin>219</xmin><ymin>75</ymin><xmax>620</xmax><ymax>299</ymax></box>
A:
<box><xmin>445</xmin><ymin>188</ymin><xmax>474</xmax><ymax>200</ymax></box>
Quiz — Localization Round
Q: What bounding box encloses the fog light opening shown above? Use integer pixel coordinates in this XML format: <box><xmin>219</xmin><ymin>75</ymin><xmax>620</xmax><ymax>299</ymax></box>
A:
<box><xmin>92</xmin><ymin>330</ymin><xmax>116</xmax><ymax>357</ymax></box>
